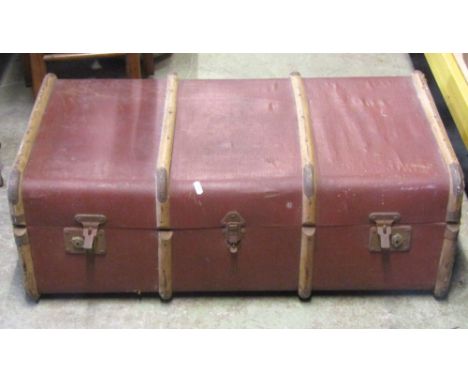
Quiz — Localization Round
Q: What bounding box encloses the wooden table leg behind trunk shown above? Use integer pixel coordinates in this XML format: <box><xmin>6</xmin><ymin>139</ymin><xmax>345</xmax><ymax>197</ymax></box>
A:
<box><xmin>30</xmin><ymin>54</ymin><xmax>47</xmax><ymax>97</ymax></box>
<box><xmin>126</xmin><ymin>54</ymin><xmax>142</xmax><ymax>78</ymax></box>
<box><xmin>22</xmin><ymin>54</ymin><xmax>32</xmax><ymax>87</ymax></box>
<box><xmin>142</xmin><ymin>53</ymin><xmax>155</xmax><ymax>76</ymax></box>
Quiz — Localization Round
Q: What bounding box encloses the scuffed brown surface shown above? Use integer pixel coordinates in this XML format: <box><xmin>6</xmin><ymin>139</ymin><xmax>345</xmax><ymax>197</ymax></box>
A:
<box><xmin>23</xmin><ymin>80</ymin><xmax>166</xmax><ymax>229</ymax></box>
<box><xmin>305</xmin><ymin>76</ymin><xmax>449</xmax><ymax>226</ymax></box>
<box><xmin>19</xmin><ymin>73</ymin><xmax>453</xmax><ymax>294</ymax></box>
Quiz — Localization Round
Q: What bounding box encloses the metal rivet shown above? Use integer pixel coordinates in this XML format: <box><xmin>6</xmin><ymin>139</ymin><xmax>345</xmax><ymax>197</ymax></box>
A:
<box><xmin>391</xmin><ymin>233</ymin><xmax>403</xmax><ymax>248</ymax></box>
<box><xmin>71</xmin><ymin>236</ymin><xmax>84</xmax><ymax>249</ymax></box>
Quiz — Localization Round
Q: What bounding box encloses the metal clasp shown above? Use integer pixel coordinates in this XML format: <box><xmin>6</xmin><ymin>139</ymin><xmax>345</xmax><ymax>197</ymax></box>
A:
<box><xmin>369</xmin><ymin>212</ymin><xmax>411</xmax><ymax>252</ymax></box>
<box><xmin>64</xmin><ymin>214</ymin><xmax>107</xmax><ymax>254</ymax></box>
<box><xmin>221</xmin><ymin>211</ymin><xmax>245</xmax><ymax>254</ymax></box>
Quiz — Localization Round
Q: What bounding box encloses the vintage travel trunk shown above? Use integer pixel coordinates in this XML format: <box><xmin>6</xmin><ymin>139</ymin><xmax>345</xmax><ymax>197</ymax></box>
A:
<box><xmin>8</xmin><ymin>71</ymin><xmax>463</xmax><ymax>301</ymax></box>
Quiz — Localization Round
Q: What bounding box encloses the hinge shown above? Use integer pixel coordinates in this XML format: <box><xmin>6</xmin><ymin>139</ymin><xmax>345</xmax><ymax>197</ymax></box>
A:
<box><xmin>221</xmin><ymin>211</ymin><xmax>245</xmax><ymax>254</ymax></box>
<box><xmin>369</xmin><ymin>212</ymin><xmax>411</xmax><ymax>252</ymax></box>
<box><xmin>64</xmin><ymin>214</ymin><xmax>107</xmax><ymax>255</ymax></box>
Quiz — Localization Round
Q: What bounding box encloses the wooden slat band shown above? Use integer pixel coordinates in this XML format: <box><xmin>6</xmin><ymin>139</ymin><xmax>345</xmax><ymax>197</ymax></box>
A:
<box><xmin>156</xmin><ymin>73</ymin><xmax>178</xmax><ymax>228</ymax></box>
<box><xmin>13</xmin><ymin>227</ymin><xmax>39</xmax><ymax>300</ymax></box>
<box><xmin>290</xmin><ymin>72</ymin><xmax>316</xmax><ymax>225</ymax></box>
<box><xmin>434</xmin><ymin>224</ymin><xmax>459</xmax><ymax>299</ymax></box>
<box><xmin>298</xmin><ymin>227</ymin><xmax>316</xmax><ymax>299</ymax></box>
<box><xmin>291</xmin><ymin>72</ymin><xmax>317</xmax><ymax>300</ymax></box>
<box><xmin>156</xmin><ymin>74</ymin><xmax>178</xmax><ymax>300</ymax></box>
<box><xmin>158</xmin><ymin>231</ymin><xmax>173</xmax><ymax>301</ymax></box>
<box><xmin>8</xmin><ymin>73</ymin><xmax>57</xmax><ymax>224</ymax></box>
<box><xmin>412</xmin><ymin>71</ymin><xmax>464</xmax><ymax>299</ymax></box>
<box><xmin>7</xmin><ymin>73</ymin><xmax>56</xmax><ymax>300</ymax></box>
<box><xmin>412</xmin><ymin>71</ymin><xmax>464</xmax><ymax>223</ymax></box>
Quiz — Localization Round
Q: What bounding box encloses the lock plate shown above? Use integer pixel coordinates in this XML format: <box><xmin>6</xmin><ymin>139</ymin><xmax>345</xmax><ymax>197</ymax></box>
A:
<box><xmin>369</xmin><ymin>226</ymin><xmax>412</xmax><ymax>252</ymax></box>
<box><xmin>221</xmin><ymin>211</ymin><xmax>245</xmax><ymax>254</ymax></box>
<box><xmin>368</xmin><ymin>212</ymin><xmax>411</xmax><ymax>252</ymax></box>
<box><xmin>64</xmin><ymin>214</ymin><xmax>106</xmax><ymax>254</ymax></box>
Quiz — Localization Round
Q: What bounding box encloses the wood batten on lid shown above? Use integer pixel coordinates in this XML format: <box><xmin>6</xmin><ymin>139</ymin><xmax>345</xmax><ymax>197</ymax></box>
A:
<box><xmin>8</xmin><ymin>73</ymin><xmax>57</xmax><ymax>225</ymax></box>
<box><xmin>156</xmin><ymin>73</ymin><xmax>178</xmax><ymax>228</ymax></box>
<box><xmin>156</xmin><ymin>73</ymin><xmax>178</xmax><ymax>300</ymax></box>
<box><xmin>290</xmin><ymin>72</ymin><xmax>316</xmax><ymax>225</ymax></box>
<box><xmin>290</xmin><ymin>72</ymin><xmax>317</xmax><ymax>299</ymax></box>
<box><xmin>412</xmin><ymin>71</ymin><xmax>464</xmax><ymax>223</ymax></box>
<box><xmin>7</xmin><ymin>73</ymin><xmax>57</xmax><ymax>300</ymax></box>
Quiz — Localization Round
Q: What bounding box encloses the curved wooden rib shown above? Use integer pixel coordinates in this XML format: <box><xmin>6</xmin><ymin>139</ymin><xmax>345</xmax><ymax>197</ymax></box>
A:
<box><xmin>156</xmin><ymin>73</ymin><xmax>178</xmax><ymax>228</ymax></box>
<box><xmin>412</xmin><ymin>71</ymin><xmax>464</xmax><ymax>223</ymax></box>
<box><xmin>290</xmin><ymin>72</ymin><xmax>317</xmax><ymax>300</ymax></box>
<box><xmin>290</xmin><ymin>72</ymin><xmax>316</xmax><ymax>225</ymax></box>
<box><xmin>156</xmin><ymin>73</ymin><xmax>178</xmax><ymax>300</ymax></box>
<box><xmin>8</xmin><ymin>73</ymin><xmax>57</xmax><ymax>300</ymax></box>
<box><xmin>412</xmin><ymin>71</ymin><xmax>465</xmax><ymax>298</ymax></box>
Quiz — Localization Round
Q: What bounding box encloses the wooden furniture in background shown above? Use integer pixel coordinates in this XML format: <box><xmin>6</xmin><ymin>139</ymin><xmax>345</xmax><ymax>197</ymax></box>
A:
<box><xmin>27</xmin><ymin>53</ymin><xmax>155</xmax><ymax>96</ymax></box>
<box><xmin>425</xmin><ymin>53</ymin><xmax>468</xmax><ymax>149</ymax></box>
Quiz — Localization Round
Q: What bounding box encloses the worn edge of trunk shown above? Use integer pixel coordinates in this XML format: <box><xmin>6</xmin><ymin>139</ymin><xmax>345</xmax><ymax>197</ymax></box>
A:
<box><xmin>291</xmin><ymin>72</ymin><xmax>317</xmax><ymax>300</ymax></box>
<box><xmin>156</xmin><ymin>73</ymin><xmax>178</xmax><ymax>300</ymax></box>
<box><xmin>411</xmin><ymin>70</ymin><xmax>465</xmax><ymax>298</ymax></box>
<box><xmin>7</xmin><ymin>73</ymin><xmax>57</xmax><ymax>300</ymax></box>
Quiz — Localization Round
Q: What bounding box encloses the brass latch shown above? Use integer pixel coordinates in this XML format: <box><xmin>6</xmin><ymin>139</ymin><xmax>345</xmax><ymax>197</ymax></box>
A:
<box><xmin>369</xmin><ymin>212</ymin><xmax>411</xmax><ymax>252</ymax></box>
<box><xmin>221</xmin><ymin>211</ymin><xmax>245</xmax><ymax>254</ymax></box>
<box><xmin>64</xmin><ymin>214</ymin><xmax>107</xmax><ymax>254</ymax></box>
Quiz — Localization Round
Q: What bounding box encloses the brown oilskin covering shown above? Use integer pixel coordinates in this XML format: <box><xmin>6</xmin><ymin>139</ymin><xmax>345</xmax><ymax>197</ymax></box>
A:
<box><xmin>305</xmin><ymin>77</ymin><xmax>449</xmax><ymax>226</ymax></box>
<box><xmin>21</xmin><ymin>76</ymin><xmax>450</xmax><ymax>294</ymax></box>
<box><xmin>169</xmin><ymin>79</ymin><xmax>303</xmax><ymax>291</ymax></box>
